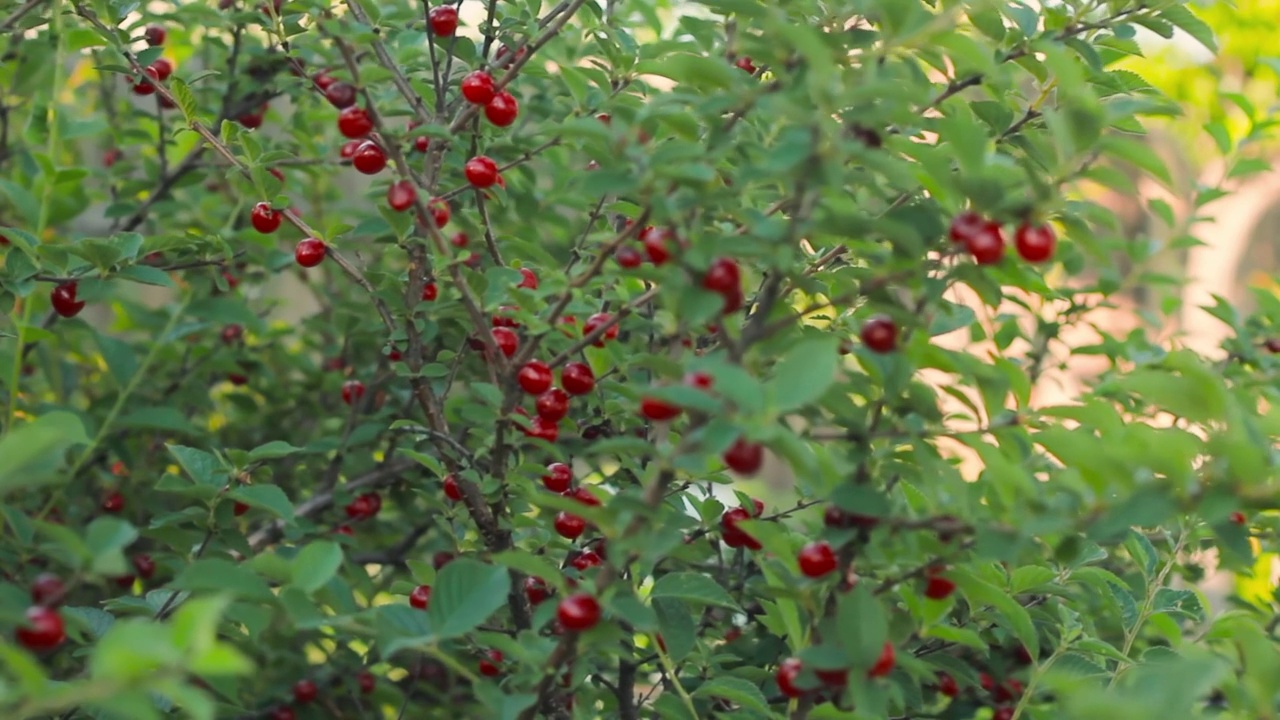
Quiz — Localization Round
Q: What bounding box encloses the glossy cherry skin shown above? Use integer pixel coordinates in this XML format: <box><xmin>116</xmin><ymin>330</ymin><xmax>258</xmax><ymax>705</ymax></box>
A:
<box><xmin>51</xmin><ymin>282</ymin><xmax>86</xmax><ymax>318</ymax></box>
<box><xmin>356</xmin><ymin>670</ymin><xmax>376</xmax><ymax>694</ymax></box>
<box><xmin>543</xmin><ymin>463</ymin><xmax>572</xmax><ymax>492</ymax></box>
<box><xmin>639</xmin><ymin>396</ymin><xmax>681</xmax><ymax>422</ymax></box>
<box><xmin>352</xmin><ymin>141</ymin><xmax>387</xmax><ymax>175</ymax></box>
<box><xmin>15</xmin><ymin>606</ymin><xmax>64</xmax><ymax>651</ymax></box>
<box><xmin>387</xmin><ymin>180</ymin><xmax>417</xmax><ymax>212</ymax></box>
<box><xmin>237</xmin><ymin>104</ymin><xmax>267</xmax><ymax>129</ymax></box>
<box><xmin>554</xmin><ymin>511</ymin><xmax>586</xmax><ymax>539</ymax></box>
<box><xmin>490</xmin><ymin>327</ymin><xmax>519</xmax><ymax>357</ymax></box>
<box><xmin>702</xmin><ymin>257</ymin><xmax>741</xmax><ymax>297</ymax></box>
<box><xmin>409</xmin><ymin>584</ymin><xmax>432</xmax><ymax>610</ymax></box>
<box><xmin>735</xmin><ymin>56</ymin><xmax>757</xmax><ymax>73</ymax></box>
<box><xmin>251</xmin><ymin>202</ymin><xmax>282</xmax><ymax>233</ymax></box>
<box><xmin>144</xmin><ymin>25</ymin><xmax>166</xmax><ymax>45</ymax></box>
<box><xmin>583</xmin><ymin>313</ymin><xmax>619</xmax><ymax>346</ymax></box>
<box><xmin>518</xmin><ymin>361</ymin><xmax>553</xmax><ymax>394</ymax></box>
<box><xmin>517</xmin><ymin>267</ymin><xmax>538</xmax><ymax>289</ymax></box>
<box><xmin>460</xmin><ymin>71</ymin><xmax>496</xmax><ymax>104</ymax></box>
<box><xmin>936</xmin><ymin>671</ymin><xmax>959</xmax><ymax>697</ymax></box>
<box><xmin>523</xmin><ymin>576</ymin><xmax>550</xmax><ymax>605</ymax></box>
<box><xmin>797</xmin><ymin>541</ymin><xmax>838</xmax><ymax>578</ymax></box>
<box><xmin>132</xmin><ymin>65</ymin><xmax>159</xmax><ymax>95</ymax></box>
<box><xmin>293</xmin><ymin>679</ymin><xmax>318</xmax><ymax>704</ymax></box>
<box><xmin>422</xmin><ymin>282</ymin><xmax>438</xmax><ymax>301</ymax></box>
<box><xmin>526</xmin><ymin>416</ymin><xmax>559</xmax><ymax>442</ymax></box>
<box><xmin>556</xmin><ymin>593</ymin><xmax>601</xmax><ymax>631</ymax></box>
<box><xmin>720</xmin><ymin>507</ymin><xmax>761</xmax><ymax>550</ymax></box>
<box><xmin>965</xmin><ymin>221</ymin><xmax>1006</xmax><ymax>264</ymax></box>
<box><xmin>478</xmin><ymin>649</ymin><xmax>504</xmax><ymax>677</ymax></box>
<box><xmin>132</xmin><ymin>553</ymin><xmax>156</xmax><ymax>580</ymax></box>
<box><xmin>992</xmin><ymin>709</ymin><xmax>1014</xmax><ymax>720</ymax></box>
<box><xmin>722</xmin><ymin>438</ymin><xmax>764</xmax><ymax>475</ymax></box>
<box><xmin>775</xmin><ymin>658</ymin><xmax>805</xmax><ymax>698</ymax></box>
<box><xmin>337</xmin><ymin>106</ymin><xmax>374</xmax><ymax>139</ymax></box>
<box><xmin>341</xmin><ymin>379</ymin><xmax>365</xmax><ymax>406</ymax></box>
<box><xmin>867</xmin><ymin>641</ymin><xmax>896</xmax><ymax>678</ymax></box>
<box><xmin>442</xmin><ymin>474</ymin><xmax>463</xmax><ymax>502</ymax></box>
<box><xmin>428</xmin><ymin>197</ymin><xmax>451</xmax><ymax>227</ymax></box>
<box><xmin>615</xmin><ymin>246</ymin><xmax>643</xmax><ymax>268</ymax></box>
<box><xmin>30</xmin><ymin>574</ymin><xmax>65</xmax><ymax>607</ymax></box>
<box><xmin>295</xmin><ymin>238</ymin><xmax>327</xmax><ymax>268</ymax></box>
<box><xmin>427</xmin><ymin>5</ymin><xmax>458</xmax><ymax>36</ymax></box>
<box><xmin>464</xmin><ymin>156</ymin><xmax>500</xmax><ymax>188</ymax></box>
<box><xmin>324</xmin><ymin>81</ymin><xmax>357</xmax><ymax>109</ymax></box>
<box><xmin>1014</xmin><ymin>222</ymin><xmax>1056</xmax><ymax>263</ymax></box>
<box><xmin>640</xmin><ymin>226</ymin><xmax>675</xmax><ymax>264</ymax></box>
<box><xmin>923</xmin><ymin>573</ymin><xmax>956</xmax><ymax>600</ymax></box>
<box><xmin>536</xmin><ymin>388</ymin><xmax>570</xmax><ymax>422</ymax></box>
<box><xmin>102</xmin><ymin>491</ymin><xmax>125</xmax><ymax>513</ymax></box>
<box><xmin>485</xmin><ymin>91</ymin><xmax>519</xmax><ymax>127</ymax></box>
<box><xmin>948</xmin><ymin>211</ymin><xmax>986</xmax><ymax>243</ymax></box>
<box><xmin>151</xmin><ymin>58</ymin><xmax>174</xmax><ymax>82</ymax></box>
<box><xmin>561</xmin><ymin>362</ymin><xmax>595</xmax><ymax>395</ymax></box>
<box><xmin>268</xmin><ymin>708</ymin><xmax>295</xmax><ymax>720</ymax></box>
<box><xmin>860</xmin><ymin>315</ymin><xmax>898</xmax><ymax>353</ymax></box>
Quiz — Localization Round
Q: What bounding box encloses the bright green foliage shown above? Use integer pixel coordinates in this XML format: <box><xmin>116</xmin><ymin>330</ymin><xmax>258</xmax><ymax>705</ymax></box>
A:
<box><xmin>1</xmin><ymin>0</ymin><xmax>1279</xmax><ymax>719</ymax></box>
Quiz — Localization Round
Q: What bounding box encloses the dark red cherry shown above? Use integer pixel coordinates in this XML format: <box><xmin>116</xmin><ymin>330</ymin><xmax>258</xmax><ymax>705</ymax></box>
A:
<box><xmin>427</xmin><ymin>5</ymin><xmax>459</xmax><ymax>36</ymax></box>
<box><xmin>722</xmin><ymin>438</ymin><xmax>763</xmax><ymax>475</ymax></box>
<box><xmin>337</xmin><ymin>106</ymin><xmax>374</xmax><ymax>139</ymax></box>
<box><xmin>295</xmin><ymin>238</ymin><xmax>327</xmax><ymax>268</ymax></box>
<box><xmin>51</xmin><ymin>282</ymin><xmax>86</xmax><ymax>318</ymax></box>
<box><xmin>518</xmin><ymin>361</ymin><xmax>553</xmax><ymax>394</ymax></box>
<box><xmin>535</xmin><ymin>387</ymin><xmax>570</xmax><ymax>422</ymax></box>
<box><xmin>461</xmin><ymin>71</ymin><xmax>496</xmax><ymax>104</ymax></box>
<box><xmin>250</xmin><ymin>202</ymin><xmax>282</xmax><ymax>233</ymax></box>
<box><xmin>484</xmin><ymin>91</ymin><xmax>519</xmax><ymax>127</ymax></box>
<box><xmin>542</xmin><ymin>463</ymin><xmax>572</xmax><ymax>492</ymax></box>
<box><xmin>860</xmin><ymin>315</ymin><xmax>898</xmax><ymax>353</ymax></box>
<box><xmin>352</xmin><ymin>141</ymin><xmax>387</xmax><ymax>175</ymax></box>
<box><xmin>324</xmin><ymin>81</ymin><xmax>357</xmax><ymax>109</ymax></box>
<box><xmin>1014</xmin><ymin>222</ymin><xmax>1056</xmax><ymax>263</ymax></box>
<box><xmin>561</xmin><ymin>362</ymin><xmax>595</xmax><ymax>395</ymax></box>
<box><xmin>387</xmin><ymin>180</ymin><xmax>417</xmax><ymax>212</ymax></box>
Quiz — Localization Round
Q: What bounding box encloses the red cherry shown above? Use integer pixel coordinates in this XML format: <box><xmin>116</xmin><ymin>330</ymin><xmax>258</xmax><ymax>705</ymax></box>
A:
<box><xmin>556</xmin><ymin>593</ymin><xmax>601</xmax><ymax>631</ymax></box>
<box><xmin>797</xmin><ymin>541</ymin><xmax>837</xmax><ymax>578</ymax></box>
<box><xmin>269</xmin><ymin>708</ymin><xmax>295</xmax><ymax>720</ymax></box>
<box><xmin>237</xmin><ymin>104</ymin><xmax>267</xmax><ymax>129</ymax></box>
<box><xmin>345</xmin><ymin>495</ymin><xmax>373</xmax><ymax>519</ymax></box>
<box><xmin>144</xmin><ymin>24</ymin><xmax>166</xmax><ymax>46</ymax></box>
<box><xmin>775</xmin><ymin>658</ymin><xmax>805</xmax><ymax>698</ymax></box>
<box><xmin>949</xmin><ymin>211</ymin><xmax>986</xmax><ymax>243</ymax></box>
<box><xmin>293</xmin><ymin>679</ymin><xmax>318</xmax><ymax>704</ymax></box>
<box><xmin>132</xmin><ymin>553</ymin><xmax>156</xmax><ymax>580</ymax></box>
<box><xmin>295</xmin><ymin>238</ymin><xmax>327</xmax><ymax>267</ymax></box>
<box><xmin>413</xmin><ymin>135</ymin><xmax>430</xmax><ymax>152</ymax></box>
<box><xmin>484</xmin><ymin>91</ymin><xmax>519</xmax><ymax>127</ymax></box>
<box><xmin>352</xmin><ymin>141</ymin><xmax>387</xmax><ymax>175</ymax></box>
<box><xmin>337</xmin><ymin>106</ymin><xmax>374</xmax><ymax>139</ymax></box>
<box><xmin>428</xmin><ymin>197</ymin><xmax>451</xmax><ymax>228</ymax></box>
<box><xmin>560</xmin><ymin>362</ymin><xmax>595</xmax><ymax>396</ymax></box>
<box><xmin>422</xmin><ymin>282</ymin><xmax>439</xmax><ymax>301</ymax></box>
<box><xmin>340</xmin><ymin>140</ymin><xmax>361</xmax><ymax>158</ymax></box>
<box><xmin>387</xmin><ymin>180</ymin><xmax>417</xmax><ymax>212</ymax></box>
<box><xmin>965</xmin><ymin>222</ymin><xmax>1006</xmax><ymax>264</ymax></box>
<box><xmin>268</xmin><ymin>167</ymin><xmax>285</xmax><ymax>185</ymax></box>
<box><xmin>433</xmin><ymin>551</ymin><xmax>456</xmax><ymax>569</ymax></box>
<box><xmin>867</xmin><ymin>641</ymin><xmax>896</xmax><ymax>678</ymax></box>
<box><xmin>51</xmin><ymin>282</ymin><xmax>86</xmax><ymax>318</ymax></box>
<box><xmin>312</xmin><ymin>71</ymin><xmax>336</xmax><ymax>90</ymax></box>
<box><xmin>554</xmin><ymin>511</ymin><xmax>586</xmax><ymax>539</ymax></box>
<box><xmin>113</xmin><ymin>572</ymin><xmax>136</xmax><ymax>589</ymax></box>
<box><xmin>324</xmin><ymin>81</ymin><xmax>357</xmax><ymax>109</ymax></box>
<box><xmin>489</xmin><ymin>327</ymin><xmax>518</xmax><ymax>357</ymax></box>
<box><xmin>535</xmin><ymin>388</ymin><xmax>570</xmax><ymax>422</ymax></box>
<box><xmin>860</xmin><ymin>315</ymin><xmax>898</xmax><ymax>353</ymax></box>
<box><xmin>102</xmin><ymin>148</ymin><xmax>123</xmax><ymax>167</ymax></box>
<box><xmin>1014</xmin><ymin>222</ymin><xmax>1056</xmax><ymax>263</ymax></box>
<box><xmin>1230</xmin><ymin>511</ymin><xmax>1248</xmax><ymax>525</ymax></box>
<box><xmin>937</xmin><ymin>672</ymin><xmax>959</xmax><ymax>697</ymax></box>
<box><xmin>102</xmin><ymin>491</ymin><xmax>125</xmax><ymax>513</ymax></box>
<box><xmin>815</xmin><ymin>667</ymin><xmax>849</xmax><ymax>688</ymax></box>
<box><xmin>15</xmin><ymin>606</ymin><xmax>64</xmax><ymax>651</ymax></box>
<box><xmin>250</xmin><ymin>202</ymin><xmax>282</xmax><ymax>233</ymax></box>
<box><xmin>341</xmin><ymin>379</ymin><xmax>365</xmax><ymax>406</ymax></box>
<box><xmin>442</xmin><ymin>474</ymin><xmax>463</xmax><ymax>502</ymax></box>
<box><xmin>30</xmin><ymin>574</ymin><xmax>65</xmax><ymax>607</ymax></box>
<box><xmin>409</xmin><ymin>584</ymin><xmax>432</xmax><ymax>610</ymax></box>
<box><xmin>720</xmin><ymin>507</ymin><xmax>761</xmax><ymax>550</ymax></box>
<box><xmin>722</xmin><ymin>438</ymin><xmax>764</xmax><ymax>475</ymax></box>
<box><xmin>923</xmin><ymin>572</ymin><xmax>956</xmax><ymax>600</ymax></box>
<box><xmin>684</xmin><ymin>371</ymin><xmax>713</xmax><ymax>390</ymax></box>
<box><xmin>461</xmin><ymin>71</ymin><xmax>496</xmax><ymax>104</ymax></box>
<box><xmin>517</xmin><ymin>267</ymin><xmax>538</xmax><ymax>289</ymax></box>
<box><xmin>523</xmin><ymin>576</ymin><xmax>550</xmax><ymax>605</ymax></box>
<box><xmin>734</xmin><ymin>56</ymin><xmax>757</xmax><ymax>74</ymax></box>
<box><xmin>131</xmin><ymin>65</ymin><xmax>159</xmax><ymax>95</ymax></box>
<box><xmin>151</xmin><ymin>58</ymin><xmax>174</xmax><ymax>82</ymax></box>
<box><xmin>543</xmin><ymin>463</ymin><xmax>572</xmax><ymax>492</ymax></box>
<box><xmin>615</xmin><ymin>246</ymin><xmax>643</xmax><ymax>268</ymax></box>
<box><xmin>639</xmin><ymin>396</ymin><xmax>681</xmax><ymax>422</ymax></box>
<box><xmin>478</xmin><ymin>649</ymin><xmax>504</xmax><ymax>677</ymax></box>
<box><xmin>464</xmin><ymin>156</ymin><xmax>500</xmax><ymax>188</ymax></box>
<box><xmin>333</xmin><ymin>524</ymin><xmax>354</xmax><ymax>536</ymax></box>
<box><xmin>702</xmin><ymin>258</ymin><xmax>742</xmax><ymax>310</ymax></box>
<box><xmin>569</xmin><ymin>549</ymin><xmax>601</xmax><ymax>572</ymax></box>
<box><xmin>427</xmin><ymin>5</ymin><xmax>459</xmax><ymax>36</ymax></box>
<box><xmin>521</xmin><ymin>415</ymin><xmax>559</xmax><ymax>442</ymax></box>
<box><xmin>640</xmin><ymin>226</ymin><xmax>675</xmax><ymax>264</ymax></box>
<box><xmin>518</xmin><ymin>361</ymin><xmax>553</xmax><ymax>394</ymax></box>
<box><xmin>992</xmin><ymin>709</ymin><xmax>1014</xmax><ymax>720</ymax></box>
<box><xmin>583</xmin><ymin>313</ymin><xmax>618</xmax><ymax>346</ymax></box>
<box><xmin>356</xmin><ymin>670</ymin><xmax>376</xmax><ymax>694</ymax></box>
<box><xmin>980</xmin><ymin>672</ymin><xmax>997</xmax><ymax>692</ymax></box>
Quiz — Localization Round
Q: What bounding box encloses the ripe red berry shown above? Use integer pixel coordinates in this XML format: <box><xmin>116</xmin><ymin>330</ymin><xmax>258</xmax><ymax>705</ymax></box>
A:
<box><xmin>324</xmin><ymin>81</ymin><xmax>357</xmax><ymax>109</ymax></box>
<box><xmin>413</xmin><ymin>135</ymin><xmax>430</xmax><ymax>152</ymax></box>
<box><xmin>556</xmin><ymin>593</ymin><xmax>601</xmax><ymax>631</ymax></box>
<box><xmin>345</xmin><ymin>495</ymin><xmax>373</xmax><ymax>519</ymax></box>
<box><xmin>427</xmin><ymin>197</ymin><xmax>451</xmax><ymax>227</ymax></box>
<box><xmin>132</xmin><ymin>553</ymin><xmax>156</xmax><ymax>580</ymax></box>
<box><xmin>442</xmin><ymin>474</ymin><xmax>463</xmax><ymax>502</ymax></box>
<box><xmin>560</xmin><ymin>362</ymin><xmax>595</xmax><ymax>396</ymax></box>
<box><xmin>237</xmin><ymin>104</ymin><xmax>267</xmax><ymax>129</ymax></box>
<box><xmin>409</xmin><ymin>584</ymin><xmax>432</xmax><ymax>610</ymax></box>
<box><xmin>387</xmin><ymin>180</ymin><xmax>417</xmax><ymax>212</ymax></box>
<box><xmin>775</xmin><ymin>658</ymin><xmax>804</xmax><ymax>698</ymax></box>
<box><xmin>992</xmin><ymin>709</ymin><xmax>1014</xmax><ymax>720</ymax></box>
<box><xmin>422</xmin><ymin>282</ymin><xmax>439</xmax><ymax>301</ymax></box>
<box><xmin>937</xmin><ymin>671</ymin><xmax>959</xmax><ymax>697</ymax></box>
<box><xmin>269</xmin><ymin>707</ymin><xmax>295</xmax><ymax>720</ymax></box>
<box><xmin>51</xmin><ymin>282</ymin><xmax>86</xmax><ymax>318</ymax></box>
<box><xmin>295</xmin><ymin>238</ymin><xmax>327</xmax><ymax>267</ymax></box>
<box><xmin>867</xmin><ymin>641</ymin><xmax>896</xmax><ymax>678</ymax></box>
<box><xmin>250</xmin><ymin>202</ymin><xmax>282</xmax><ymax>233</ymax></box>
<box><xmin>722</xmin><ymin>438</ymin><xmax>764</xmax><ymax>475</ymax></box>
<box><xmin>461</xmin><ymin>71</ymin><xmax>496</xmax><ymax>104</ymax></box>
<box><xmin>583</xmin><ymin>313</ymin><xmax>618</xmax><ymax>346</ymax></box>
<box><xmin>720</xmin><ymin>507</ymin><xmax>761</xmax><ymax>550</ymax></box>
<box><xmin>102</xmin><ymin>491</ymin><xmax>125</xmax><ymax>513</ymax></box>
<box><xmin>523</xmin><ymin>576</ymin><xmax>549</xmax><ymax>605</ymax></box>
<box><xmin>702</xmin><ymin>257</ymin><xmax>741</xmax><ymax>295</ymax></box>
<box><xmin>15</xmin><ymin>606</ymin><xmax>64</xmax><ymax>651</ymax></box>
<box><xmin>144</xmin><ymin>25</ymin><xmax>166</xmax><ymax>46</ymax></box>
<box><xmin>518</xmin><ymin>361</ymin><xmax>553</xmax><ymax>394</ymax></box>
<box><xmin>734</xmin><ymin>56</ymin><xmax>757</xmax><ymax>73</ymax></box>
<box><xmin>352</xmin><ymin>141</ymin><xmax>387</xmax><ymax>175</ymax></box>
<box><xmin>815</xmin><ymin>666</ymin><xmax>849</xmax><ymax>688</ymax></box>
<box><xmin>356</xmin><ymin>670</ymin><xmax>376</xmax><ymax>694</ymax></box>
<box><xmin>517</xmin><ymin>267</ymin><xmax>538</xmax><ymax>289</ymax></box>
<box><xmin>478</xmin><ymin>649</ymin><xmax>504</xmax><ymax>677</ymax></box>
<box><xmin>340</xmin><ymin>139</ymin><xmax>361</xmax><ymax>158</ymax></box>
<box><xmin>219</xmin><ymin>323</ymin><xmax>242</xmax><ymax>344</ymax></box>
<box><xmin>543</xmin><ymin>463</ymin><xmax>572</xmax><ymax>492</ymax></box>
<box><xmin>797</xmin><ymin>541</ymin><xmax>837</xmax><ymax>578</ymax></box>
<box><xmin>949</xmin><ymin>211</ymin><xmax>985</xmax><ymax>243</ymax></box>
<box><xmin>333</xmin><ymin>524</ymin><xmax>354</xmax><ymax>536</ymax></box>
<box><xmin>30</xmin><ymin>574</ymin><xmax>64</xmax><ymax>607</ymax></box>
<box><xmin>860</xmin><ymin>315</ymin><xmax>898</xmax><ymax>353</ymax></box>
<box><xmin>341</xmin><ymin>379</ymin><xmax>365</xmax><ymax>406</ymax></box>
<box><xmin>151</xmin><ymin>58</ymin><xmax>174</xmax><ymax>82</ymax></box>
<box><xmin>1230</xmin><ymin>510</ymin><xmax>1248</xmax><ymax>525</ymax></box>
<box><xmin>293</xmin><ymin>679</ymin><xmax>318</xmax><ymax>704</ymax></box>
<box><xmin>1014</xmin><ymin>222</ymin><xmax>1056</xmax><ymax>263</ymax></box>
<box><xmin>554</xmin><ymin>511</ymin><xmax>586</xmax><ymax>539</ymax></box>
<box><xmin>923</xmin><ymin>570</ymin><xmax>956</xmax><ymax>600</ymax></box>
<box><xmin>337</xmin><ymin>106</ymin><xmax>374</xmax><ymax>139</ymax></box>
<box><xmin>536</xmin><ymin>387</ymin><xmax>570</xmax><ymax>422</ymax></box>
<box><xmin>464</xmin><ymin>156</ymin><xmax>500</xmax><ymax>188</ymax></box>
<box><xmin>639</xmin><ymin>396</ymin><xmax>681</xmax><ymax>422</ymax></box>
<box><xmin>965</xmin><ymin>222</ymin><xmax>1006</xmax><ymax>264</ymax></box>
<box><xmin>131</xmin><ymin>65</ymin><xmax>159</xmax><ymax>95</ymax></box>
<box><xmin>615</xmin><ymin>246</ymin><xmax>643</xmax><ymax>268</ymax></box>
<box><xmin>526</xmin><ymin>416</ymin><xmax>559</xmax><ymax>442</ymax></box>
<box><xmin>427</xmin><ymin>5</ymin><xmax>459</xmax><ymax>36</ymax></box>
<box><xmin>640</xmin><ymin>226</ymin><xmax>675</xmax><ymax>265</ymax></box>
<box><xmin>484</xmin><ymin>91</ymin><xmax>519</xmax><ymax>127</ymax></box>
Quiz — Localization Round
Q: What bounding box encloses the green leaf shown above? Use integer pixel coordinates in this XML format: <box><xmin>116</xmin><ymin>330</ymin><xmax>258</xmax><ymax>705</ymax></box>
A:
<box><xmin>166</xmin><ymin>445</ymin><xmax>223</xmax><ymax>486</ymax></box>
<box><xmin>116</xmin><ymin>264</ymin><xmax>175</xmax><ymax>287</ymax></box>
<box><xmin>85</xmin><ymin>516</ymin><xmax>139</xmax><ymax>576</ymax></box>
<box><xmin>428</xmin><ymin>558</ymin><xmax>511</xmax><ymax>639</ymax></box>
<box><xmin>117</xmin><ymin>406</ymin><xmax>202</xmax><ymax>436</ymax></box>
<box><xmin>653</xmin><ymin>597</ymin><xmax>697</xmax><ymax>662</ymax></box>
<box><xmin>290</xmin><ymin>541</ymin><xmax>344</xmax><ymax>593</ymax></box>
<box><xmin>649</xmin><ymin>572</ymin><xmax>738</xmax><ymax>609</ymax></box>
<box><xmin>172</xmin><ymin>559</ymin><xmax>273</xmax><ymax>600</ymax></box>
<box><xmin>0</xmin><ymin>412</ymin><xmax>89</xmax><ymax>495</ymax></box>
<box><xmin>227</xmin><ymin>485</ymin><xmax>293</xmax><ymax>519</ymax></box>
<box><xmin>836</xmin><ymin>584</ymin><xmax>887</xmax><ymax>667</ymax></box>
<box><xmin>633</xmin><ymin>54</ymin><xmax>738</xmax><ymax>90</ymax></box>
<box><xmin>1158</xmin><ymin>5</ymin><xmax>1216</xmax><ymax>52</ymax></box>
<box><xmin>951</xmin><ymin>569</ymin><xmax>1039</xmax><ymax>659</ymax></box>
<box><xmin>94</xmin><ymin>331</ymin><xmax>138</xmax><ymax>388</ymax></box>
<box><xmin>692</xmin><ymin>676</ymin><xmax>772</xmax><ymax>714</ymax></box>
<box><xmin>169</xmin><ymin>77</ymin><xmax>199</xmax><ymax>123</ymax></box>
<box><xmin>765</xmin><ymin>336</ymin><xmax>842</xmax><ymax>413</ymax></box>
<box><xmin>376</xmin><ymin>604</ymin><xmax>434</xmax><ymax>657</ymax></box>
<box><xmin>246</xmin><ymin>440</ymin><xmax>305</xmax><ymax>461</ymax></box>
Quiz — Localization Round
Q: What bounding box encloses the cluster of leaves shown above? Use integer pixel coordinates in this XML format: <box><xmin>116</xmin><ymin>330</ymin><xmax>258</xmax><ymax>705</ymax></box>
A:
<box><xmin>2</xmin><ymin>0</ymin><xmax>1280</xmax><ymax>719</ymax></box>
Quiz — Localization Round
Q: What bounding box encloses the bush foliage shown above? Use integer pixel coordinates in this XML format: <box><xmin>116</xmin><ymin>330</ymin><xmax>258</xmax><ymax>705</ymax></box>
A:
<box><xmin>2</xmin><ymin>0</ymin><xmax>1279</xmax><ymax>719</ymax></box>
